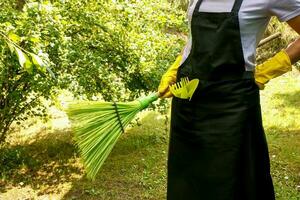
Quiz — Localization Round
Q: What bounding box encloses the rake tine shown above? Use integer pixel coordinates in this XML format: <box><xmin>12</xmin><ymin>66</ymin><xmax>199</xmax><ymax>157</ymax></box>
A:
<box><xmin>66</xmin><ymin>92</ymin><xmax>160</xmax><ymax>180</ymax></box>
<box><xmin>183</xmin><ymin>77</ymin><xmax>187</xmax><ymax>86</ymax></box>
<box><xmin>185</xmin><ymin>77</ymin><xmax>189</xmax><ymax>85</ymax></box>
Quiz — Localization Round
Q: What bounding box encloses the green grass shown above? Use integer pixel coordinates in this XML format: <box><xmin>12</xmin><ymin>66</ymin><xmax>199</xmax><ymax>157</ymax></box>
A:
<box><xmin>260</xmin><ymin>69</ymin><xmax>300</xmax><ymax>199</ymax></box>
<box><xmin>0</xmin><ymin>70</ymin><xmax>299</xmax><ymax>199</ymax></box>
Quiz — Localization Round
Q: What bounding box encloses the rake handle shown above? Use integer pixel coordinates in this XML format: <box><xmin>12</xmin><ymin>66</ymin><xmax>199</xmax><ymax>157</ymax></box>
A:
<box><xmin>137</xmin><ymin>92</ymin><xmax>160</xmax><ymax>110</ymax></box>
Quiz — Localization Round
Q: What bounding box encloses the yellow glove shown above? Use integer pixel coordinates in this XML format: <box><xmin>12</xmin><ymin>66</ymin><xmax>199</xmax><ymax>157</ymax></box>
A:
<box><xmin>255</xmin><ymin>49</ymin><xmax>292</xmax><ymax>90</ymax></box>
<box><xmin>158</xmin><ymin>55</ymin><xmax>183</xmax><ymax>98</ymax></box>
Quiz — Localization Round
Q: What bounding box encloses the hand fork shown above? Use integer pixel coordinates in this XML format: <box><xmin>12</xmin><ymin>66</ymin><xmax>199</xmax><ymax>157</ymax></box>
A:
<box><xmin>169</xmin><ymin>77</ymin><xmax>189</xmax><ymax>98</ymax></box>
<box><xmin>169</xmin><ymin>77</ymin><xmax>199</xmax><ymax>101</ymax></box>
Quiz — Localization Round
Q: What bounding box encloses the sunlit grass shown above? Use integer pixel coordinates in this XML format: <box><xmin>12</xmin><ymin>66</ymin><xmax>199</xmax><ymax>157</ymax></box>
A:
<box><xmin>260</xmin><ymin>68</ymin><xmax>300</xmax><ymax>199</ymax></box>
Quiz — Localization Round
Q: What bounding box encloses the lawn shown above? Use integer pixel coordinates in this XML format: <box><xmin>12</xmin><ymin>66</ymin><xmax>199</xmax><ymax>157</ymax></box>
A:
<box><xmin>0</xmin><ymin>69</ymin><xmax>299</xmax><ymax>200</ymax></box>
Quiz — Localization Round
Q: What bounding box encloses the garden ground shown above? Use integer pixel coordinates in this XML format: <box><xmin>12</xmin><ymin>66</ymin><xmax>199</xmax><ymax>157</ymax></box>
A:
<box><xmin>0</xmin><ymin>69</ymin><xmax>299</xmax><ymax>200</ymax></box>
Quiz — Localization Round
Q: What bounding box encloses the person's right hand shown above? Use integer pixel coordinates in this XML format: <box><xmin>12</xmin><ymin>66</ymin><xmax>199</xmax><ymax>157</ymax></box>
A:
<box><xmin>157</xmin><ymin>55</ymin><xmax>183</xmax><ymax>98</ymax></box>
<box><xmin>158</xmin><ymin>75</ymin><xmax>176</xmax><ymax>98</ymax></box>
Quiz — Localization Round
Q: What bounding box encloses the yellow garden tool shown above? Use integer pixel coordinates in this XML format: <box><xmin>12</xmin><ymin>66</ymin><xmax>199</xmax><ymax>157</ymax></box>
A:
<box><xmin>169</xmin><ymin>77</ymin><xmax>199</xmax><ymax>101</ymax></box>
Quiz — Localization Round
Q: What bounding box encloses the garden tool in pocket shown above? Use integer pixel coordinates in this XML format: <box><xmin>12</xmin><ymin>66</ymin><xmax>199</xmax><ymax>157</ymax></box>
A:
<box><xmin>169</xmin><ymin>77</ymin><xmax>199</xmax><ymax>101</ymax></box>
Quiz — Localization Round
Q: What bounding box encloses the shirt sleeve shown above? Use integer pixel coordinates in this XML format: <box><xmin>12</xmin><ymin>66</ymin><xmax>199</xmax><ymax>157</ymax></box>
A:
<box><xmin>268</xmin><ymin>0</ymin><xmax>300</xmax><ymax>21</ymax></box>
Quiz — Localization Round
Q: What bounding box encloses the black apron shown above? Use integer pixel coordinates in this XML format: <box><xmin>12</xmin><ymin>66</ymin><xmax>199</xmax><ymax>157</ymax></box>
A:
<box><xmin>167</xmin><ymin>0</ymin><xmax>276</xmax><ymax>199</ymax></box>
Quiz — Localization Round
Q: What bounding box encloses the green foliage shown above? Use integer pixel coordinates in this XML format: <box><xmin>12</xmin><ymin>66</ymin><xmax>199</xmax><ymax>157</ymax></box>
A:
<box><xmin>0</xmin><ymin>1</ymin><xmax>60</xmax><ymax>143</ymax></box>
<box><xmin>0</xmin><ymin>145</ymin><xmax>36</xmax><ymax>173</ymax></box>
<box><xmin>55</xmin><ymin>0</ymin><xmax>186</xmax><ymax>101</ymax></box>
<box><xmin>0</xmin><ymin>0</ymin><xmax>187</xmax><ymax>143</ymax></box>
<box><xmin>1</xmin><ymin>0</ymin><xmax>297</xmax><ymax>144</ymax></box>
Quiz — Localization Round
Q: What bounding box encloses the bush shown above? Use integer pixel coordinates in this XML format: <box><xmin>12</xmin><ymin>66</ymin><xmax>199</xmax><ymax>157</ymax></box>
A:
<box><xmin>0</xmin><ymin>0</ymin><xmax>187</xmax><ymax>143</ymax></box>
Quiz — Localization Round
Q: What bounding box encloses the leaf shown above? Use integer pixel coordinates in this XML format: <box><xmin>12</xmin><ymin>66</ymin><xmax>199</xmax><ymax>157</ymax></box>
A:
<box><xmin>29</xmin><ymin>37</ymin><xmax>40</xmax><ymax>43</ymax></box>
<box><xmin>3</xmin><ymin>22</ymin><xmax>12</xmax><ymax>27</ymax></box>
<box><xmin>8</xmin><ymin>33</ymin><xmax>21</xmax><ymax>43</ymax></box>
<box><xmin>5</xmin><ymin>41</ymin><xmax>15</xmax><ymax>53</ymax></box>
<box><xmin>30</xmin><ymin>53</ymin><xmax>47</xmax><ymax>73</ymax></box>
<box><xmin>46</xmin><ymin>66</ymin><xmax>56</xmax><ymax>79</ymax></box>
<box><xmin>30</xmin><ymin>53</ymin><xmax>56</xmax><ymax>79</ymax></box>
<box><xmin>3</xmin><ymin>22</ymin><xmax>14</xmax><ymax>30</ymax></box>
<box><xmin>14</xmin><ymin>47</ymin><xmax>33</xmax><ymax>74</ymax></box>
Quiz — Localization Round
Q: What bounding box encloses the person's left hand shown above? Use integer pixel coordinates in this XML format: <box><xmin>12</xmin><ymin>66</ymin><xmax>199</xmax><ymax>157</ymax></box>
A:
<box><xmin>255</xmin><ymin>15</ymin><xmax>300</xmax><ymax>90</ymax></box>
<box><xmin>254</xmin><ymin>49</ymin><xmax>292</xmax><ymax>90</ymax></box>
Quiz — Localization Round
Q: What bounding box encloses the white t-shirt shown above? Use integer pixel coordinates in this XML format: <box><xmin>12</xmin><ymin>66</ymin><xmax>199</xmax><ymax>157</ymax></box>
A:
<box><xmin>182</xmin><ymin>0</ymin><xmax>300</xmax><ymax>71</ymax></box>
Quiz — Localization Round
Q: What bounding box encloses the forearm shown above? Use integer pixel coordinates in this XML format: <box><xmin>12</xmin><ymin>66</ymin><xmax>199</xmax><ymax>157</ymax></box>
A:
<box><xmin>285</xmin><ymin>37</ymin><xmax>300</xmax><ymax>64</ymax></box>
<box><xmin>286</xmin><ymin>16</ymin><xmax>300</xmax><ymax>64</ymax></box>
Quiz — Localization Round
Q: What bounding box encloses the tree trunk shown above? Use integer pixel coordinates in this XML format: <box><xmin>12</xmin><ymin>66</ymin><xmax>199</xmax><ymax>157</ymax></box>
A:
<box><xmin>16</xmin><ymin>0</ymin><xmax>26</xmax><ymax>11</ymax></box>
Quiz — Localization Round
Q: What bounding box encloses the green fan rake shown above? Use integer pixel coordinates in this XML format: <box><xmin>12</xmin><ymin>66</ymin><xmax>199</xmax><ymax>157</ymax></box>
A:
<box><xmin>66</xmin><ymin>92</ymin><xmax>159</xmax><ymax>180</ymax></box>
<box><xmin>66</xmin><ymin>77</ymin><xmax>199</xmax><ymax>180</ymax></box>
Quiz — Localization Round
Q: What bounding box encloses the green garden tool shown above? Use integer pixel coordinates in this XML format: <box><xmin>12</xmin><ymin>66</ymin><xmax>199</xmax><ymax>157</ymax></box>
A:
<box><xmin>66</xmin><ymin>92</ymin><xmax>159</xmax><ymax>180</ymax></box>
<box><xmin>66</xmin><ymin>77</ymin><xmax>199</xmax><ymax>180</ymax></box>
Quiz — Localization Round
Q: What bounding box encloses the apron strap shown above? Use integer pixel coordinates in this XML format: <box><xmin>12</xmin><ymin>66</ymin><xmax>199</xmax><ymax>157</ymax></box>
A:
<box><xmin>194</xmin><ymin>0</ymin><xmax>204</xmax><ymax>14</ymax></box>
<box><xmin>231</xmin><ymin>0</ymin><xmax>244</xmax><ymax>13</ymax></box>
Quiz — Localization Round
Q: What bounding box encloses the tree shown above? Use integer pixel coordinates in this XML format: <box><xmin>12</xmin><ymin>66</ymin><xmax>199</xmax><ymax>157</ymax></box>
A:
<box><xmin>0</xmin><ymin>2</ymin><xmax>57</xmax><ymax>142</ymax></box>
<box><xmin>0</xmin><ymin>0</ymin><xmax>186</xmax><ymax>144</ymax></box>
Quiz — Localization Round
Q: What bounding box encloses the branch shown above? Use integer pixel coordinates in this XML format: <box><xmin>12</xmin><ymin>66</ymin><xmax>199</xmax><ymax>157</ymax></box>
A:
<box><xmin>258</xmin><ymin>32</ymin><xmax>282</xmax><ymax>47</ymax></box>
<box><xmin>0</xmin><ymin>31</ymin><xmax>32</xmax><ymax>55</ymax></box>
<box><xmin>16</xmin><ymin>0</ymin><xmax>26</xmax><ymax>11</ymax></box>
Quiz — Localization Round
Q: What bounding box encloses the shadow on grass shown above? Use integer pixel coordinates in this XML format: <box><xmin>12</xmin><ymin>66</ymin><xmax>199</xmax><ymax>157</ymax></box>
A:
<box><xmin>0</xmin><ymin>129</ymin><xmax>82</xmax><ymax>195</ymax></box>
<box><xmin>261</xmin><ymin>88</ymin><xmax>300</xmax><ymax>199</ymax></box>
<box><xmin>271</xmin><ymin>90</ymin><xmax>300</xmax><ymax>109</ymax></box>
<box><xmin>0</xmin><ymin>111</ymin><xmax>169</xmax><ymax>199</ymax></box>
<box><xmin>58</xmin><ymin>89</ymin><xmax>300</xmax><ymax>199</ymax></box>
<box><xmin>265</xmin><ymin>126</ymin><xmax>300</xmax><ymax>200</ymax></box>
<box><xmin>61</xmin><ymin>111</ymin><xmax>168</xmax><ymax>200</ymax></box>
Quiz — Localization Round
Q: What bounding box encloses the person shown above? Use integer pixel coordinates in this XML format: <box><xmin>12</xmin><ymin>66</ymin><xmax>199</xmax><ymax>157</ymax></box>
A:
<box><xmin>158</xmin><ymin>0</ymin><xmax>300</xmax><ymax>199</ymax></box>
